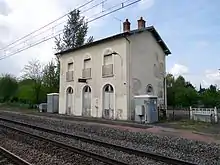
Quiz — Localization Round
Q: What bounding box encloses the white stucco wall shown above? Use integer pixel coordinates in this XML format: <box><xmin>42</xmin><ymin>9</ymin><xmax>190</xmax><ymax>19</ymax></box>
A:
<box><xmin>59</xmin><ymin>38</ymin><xmax>129</xmax><ymax>120</ymax></box>
<box><xmin>128</xmin><ymin>31</ymin><xmax>167</xmax><ymax>119</ymax></box>
<box><xmin>59</xmin><ymin>30</ymin><xmax>168</xmax><ymax>121</ymax></box>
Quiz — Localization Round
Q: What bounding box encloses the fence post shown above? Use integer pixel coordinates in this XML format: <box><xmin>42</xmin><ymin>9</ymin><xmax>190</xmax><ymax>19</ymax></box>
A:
<box><xmin>189</xmin><ymin>106</ymin><xmax>192</xmax><ymax>120</ymax></box>
<box><xmin>214</xmin><ymin>107</ymin><xmax>218</xmax><ymax>123</ymax></box>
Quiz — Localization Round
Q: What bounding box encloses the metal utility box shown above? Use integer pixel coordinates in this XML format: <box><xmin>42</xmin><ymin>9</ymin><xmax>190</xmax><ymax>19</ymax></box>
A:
<box><xmin>47</xmin><ymin>93</ymin><xmax>59</xmax><ymax>113</ymax></box>
<box><xmin>134</xmin><ymin>95</ymin><xmax>158</xmax><ymax>124</ymax></box>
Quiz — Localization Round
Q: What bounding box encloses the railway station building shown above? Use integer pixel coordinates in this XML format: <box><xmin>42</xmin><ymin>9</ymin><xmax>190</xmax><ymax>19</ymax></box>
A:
<box><xmin>56</xmin><ymin>17</ymin><xmax>171</xmax><ymax>120</ymax></box>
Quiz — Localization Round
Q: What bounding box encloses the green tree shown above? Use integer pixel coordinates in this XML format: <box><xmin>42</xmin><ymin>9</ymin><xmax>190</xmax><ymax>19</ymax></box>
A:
<box><xmin>200</xmin><ymin>85</ymin><xmax>220</xmax><ymax>108</ymax></box>
<box><xmin>22</xmin><ymin>59</ymin><xmax>44</xmax><ymax>104</ymax></box>
<box><xmin>54</xmin><ymin>9</ymin><xmax>94</xmax><ymax>92</ymax></box>
<box><xmin>166</xmin><ymin>73</ymin><xmax>175</xmax><ymax>107</ymax></box>
<box><xmin>42</xmin><ymin>60</ymin><xmax>59</xmax><ymax>93</ymax></box>
<box><xmin>16</xmin><ymin>79</ymin><xmax>35</xmax><ymax>104</ymax></box>
<box><xmin>55</xmin><ymin>9</ymin><xmax>93</xmax><ymax>52</ymax></box>
<box><xmin>0</xmin><ymin>74</ymin><xmax>18</xmax><ymax>102</ymax></box>
<box><xmin>167</xmin><ymin>74</ymin><xmax>199</xmax><ymax>108</ymax></box>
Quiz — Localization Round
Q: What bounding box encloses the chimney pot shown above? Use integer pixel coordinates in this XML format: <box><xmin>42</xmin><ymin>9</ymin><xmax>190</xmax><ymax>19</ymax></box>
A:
<box><xmin>123</xmin><ymin>19</ymin><xmax>131</xmax><ymax>32</ymax></box>
<box><xmin>138</xmin><ymin>17</ymin><xmax>146</xmax><ymax>29</ymax></box>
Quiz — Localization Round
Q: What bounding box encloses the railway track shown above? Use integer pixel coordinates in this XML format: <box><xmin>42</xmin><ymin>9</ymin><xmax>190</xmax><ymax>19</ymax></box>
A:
<box><xmin>0</xmin><ymin>117</ymin><xmax>197</xmax><ymax>165</ymax></box>
<box><xmin>0</xmin><ymin>124</ymin><xmax>128</xmax><ymax>165</ymax></box>
<box><xmin>0</xmin><ymin>146</ymin><xmax>31</xmax><ymax>165</ymax></box>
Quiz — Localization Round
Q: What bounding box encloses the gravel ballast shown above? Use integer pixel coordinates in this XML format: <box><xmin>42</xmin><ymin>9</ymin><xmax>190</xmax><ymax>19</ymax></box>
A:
<box><xmin>0</xmin><ymin>112</ymin><xmax>220</xmax><ymax>165</ymax></box>
<box><xmin>0</xmin><ymin>127</ymin><xmax>106</xmax><ymax>165</ymax></box>
<box><xmin>0</xmin><ymin>121</ymin><xmax>166</xmax><ymax>165</ymax></box>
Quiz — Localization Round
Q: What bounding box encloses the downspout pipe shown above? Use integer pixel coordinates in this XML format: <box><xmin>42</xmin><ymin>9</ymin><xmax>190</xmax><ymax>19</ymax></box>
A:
<box><xmin>124</xmin><ymin>35</ymin><xmax>131</xmax><ymax>120</ymax></box>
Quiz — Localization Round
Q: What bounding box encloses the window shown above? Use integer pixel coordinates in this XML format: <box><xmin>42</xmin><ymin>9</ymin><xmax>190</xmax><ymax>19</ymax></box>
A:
<box><xmin>82</xmin><ymin>58</ymin><xmax>91</xmax><ymax>79</ymax></box>
<box><xmin>146</xmin><ymin>84</ymin><xmax>154</xmax><ymax>95</ymax></box>
<box><xmin>104</xmin><ymin>54</ymin><xmax>113</xmax><ymax>65</ymax></box>
<box><xmin>104</xmin><ymin>84</ymin><xmax>114</xmax><ymax>92</ymax></box>
<box><xmin>102</xmin><ymin>49</ymin><xmax>114</xmax><ymax>77</ymax></box>
<box><xmin>84</xmin><ymin>58</ymin><xmax>91</xmax><ymax>69</ymax></box>
<box><xmin>66</xmin><ymin>62</ymin><xmax>74</xmax><ymax>82</ymax></box>
<box><xmin>68</xmin><ymin>62</ymin><xmax>73</xmax><ymax>71</ymax></box>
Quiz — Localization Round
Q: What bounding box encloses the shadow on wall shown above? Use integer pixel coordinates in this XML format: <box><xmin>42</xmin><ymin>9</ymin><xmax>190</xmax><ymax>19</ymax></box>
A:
<box><xmin>132</xmin><ymin>78</ymin><xmax>142</xmax><ymax>95</ymax></box>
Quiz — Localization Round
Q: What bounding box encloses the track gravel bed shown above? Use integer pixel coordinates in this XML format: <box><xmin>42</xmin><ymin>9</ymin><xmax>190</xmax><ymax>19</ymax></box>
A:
<box><xmin>0</xmin><ymin>121</ymin><xmax>166</xmax><ymax>165</ymax></box>
<box><xmin>0</xmin><ymin>154</ymin><xmax>14</xmax><ymax>165</ymax></box>
<box><xmin>1</xmin><ymin>112</ymin><xmax>220</xmax><ymax>165</ymax></box>
<box><xmin>0</xmin><ymin>127</ymin><xmax>106</xmax><ymax>165</ymax></box>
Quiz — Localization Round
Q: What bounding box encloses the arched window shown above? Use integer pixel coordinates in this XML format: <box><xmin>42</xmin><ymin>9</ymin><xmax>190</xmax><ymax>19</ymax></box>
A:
<box><xmin>104</xmin><ymin>84</ymin><xmax>114</xmax><ymax>92</ymax></box>
<box><xmin>103</xmin><ymin>49</ymin><xmax>113</xmax><ymax>65</ymax></box>
<box><xmin>66</xmin><ymin>61</ymin><xmax>74</xmax><ymax>81</ymax></box>
<box><xmin>84</xmin><ymin>86</ymin><xmax>91</xmax><ymax>93</ymax></box>
<box><xmin>146</xmin><ymin>84</ymin><xmax>154</xmax><ymax>95</ymax></box>
<box><xmin>67</xmin><ymin>87</ymin><xmax>73</xmax><ymax>94</ymax></box>
<box><xmin>82</xmin><ymin>57</ymin><xmax>92</xmax><ymax>79</ymax></box>
<box><xmin>102</xmin><ymin>49</ymin><xmax>114</xmax><ymax>77</ymax></box>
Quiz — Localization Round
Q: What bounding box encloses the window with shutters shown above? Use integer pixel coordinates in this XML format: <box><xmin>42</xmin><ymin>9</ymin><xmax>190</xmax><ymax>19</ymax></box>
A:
<box><xmin>102</xmin><ymin>54</ymin><xmax>113</xmax><ymax>77</ymax></box>
<box><xmin>66</xmin><ymin>62</ymin><xmax>74</xmax><ymax>82</ymax></box>
<box><xmin>82</xmin><ymin>58</ymin><xmax>91</xmax><ymax>79</ymax></box>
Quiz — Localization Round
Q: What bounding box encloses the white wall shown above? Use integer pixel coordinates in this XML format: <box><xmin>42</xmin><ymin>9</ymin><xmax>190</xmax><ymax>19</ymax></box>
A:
<box><xmin>128</xmin><ymin>31</ymin><xmax>166</xmax><ymax>119</ymax></box>
<box><xmin>59</xmin><ymin>30</ymin><xmax>168</xmax><ymax>121</ymax></box>
<box><xmin>59</xmin><ymin>38</ymin><xmax>129</xmax><ymax>120</ymax></box>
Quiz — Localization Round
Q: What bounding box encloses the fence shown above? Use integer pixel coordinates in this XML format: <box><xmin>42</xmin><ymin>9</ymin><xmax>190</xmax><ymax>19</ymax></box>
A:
<box><xmin>165</xmin><ymin>108</ymin><xmax>190</xmax><ymax>121</ymax></box>
<box><xmin>189</xmin><ymin>107</ymin><xmax>218</xmax><ymax>123</ymax></box>
<box><xmin>159</xmin><ymin>107</ymin><xmax>219</xmax><ymax>123</ymax></box>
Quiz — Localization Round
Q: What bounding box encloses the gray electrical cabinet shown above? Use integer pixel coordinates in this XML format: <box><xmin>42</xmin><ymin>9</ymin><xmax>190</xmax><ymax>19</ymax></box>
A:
<box><xmin>134</xmin><ymin>95</ymin><xmax>158</xmax><ymax>124</ymax></box>
<box><xmin>47</xmin><ymin>93</ymin><xmax>59</xmax><ymax>113</ymax></box>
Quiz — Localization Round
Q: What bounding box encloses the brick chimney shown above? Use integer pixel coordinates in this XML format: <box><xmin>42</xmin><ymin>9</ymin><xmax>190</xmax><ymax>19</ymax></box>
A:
<box><xmin>123</xmin><ymin>19</ymin><xmax>131</xmax><ymax>32</ymax></box>
<box><xmin>138</xmin><ymin>17</ymin><xmax>146</xmax><ymax>29</ymax></box>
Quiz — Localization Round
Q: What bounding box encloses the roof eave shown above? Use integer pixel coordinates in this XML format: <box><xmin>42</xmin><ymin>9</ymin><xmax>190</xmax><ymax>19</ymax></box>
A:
<box><xmin>55</xmin><ymin>26</ymin><xmax>171</xmax><ymax>56</ymax></box>
<box><xmin>148</xmin><ymin>26</ymin><xmax>171</xmax><ymax>55</ymax></box>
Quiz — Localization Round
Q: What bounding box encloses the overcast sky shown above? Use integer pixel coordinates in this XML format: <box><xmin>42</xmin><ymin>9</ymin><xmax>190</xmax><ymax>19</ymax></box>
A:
<box><xmin>0</xmin><ymin>0</ymin><xmax>220</xmax><ymax>88</ymax></box>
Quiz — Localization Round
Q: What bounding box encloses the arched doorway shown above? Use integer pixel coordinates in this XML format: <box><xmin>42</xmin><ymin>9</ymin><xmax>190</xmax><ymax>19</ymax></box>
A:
<box><xmin>66</xmin><ymin>87</ymin><xmax>73</xmax><ymax>115</ymax></box>
<box><xmin>82</xmin><ymin>86</ymin><xmax>91</xmax><ymax>116</ymax></box>
<box><xmin>103</xmin><ymin>84</ymin><xmax>114</xmax><ymax>119</ymax></box>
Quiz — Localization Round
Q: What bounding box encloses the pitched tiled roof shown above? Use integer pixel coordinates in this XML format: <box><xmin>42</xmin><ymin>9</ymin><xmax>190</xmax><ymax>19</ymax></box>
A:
<box><xmin>55</xmin><ymin>26</ymin><xmax>171</xmax><ymax>56</ymax></box>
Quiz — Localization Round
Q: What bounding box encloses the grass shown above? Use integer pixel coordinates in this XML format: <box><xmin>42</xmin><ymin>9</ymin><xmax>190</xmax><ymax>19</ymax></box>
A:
<box><xmin>166</xmin><ymin>119</ymin><xmax>212</xmax><ymax>131</ymax></box>
<box><xmin>0</xmin><ymin>102</ymin><xmax>37</xmax><ymax>113</ymax></box>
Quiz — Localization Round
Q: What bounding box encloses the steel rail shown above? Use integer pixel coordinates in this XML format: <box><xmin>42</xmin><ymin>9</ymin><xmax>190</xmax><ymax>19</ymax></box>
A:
<box><xmin>0</xmin><ymin>124</ymin><xmax>127</xmax><ymax>165</ymax></box>
<box><xmin>0</xmin><ymin>146</ymin><xmax>32</xmax><ymax>165</ymax></box>
<box><xmin>0</xmin><ymin>117</ymin><xmax>197</xmax><ymax>165</ymax></box>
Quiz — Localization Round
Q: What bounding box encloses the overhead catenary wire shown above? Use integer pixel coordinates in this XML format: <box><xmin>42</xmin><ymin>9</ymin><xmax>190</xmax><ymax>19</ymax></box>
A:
<box><xmin>0</xmin><ymin>0</ymin><xmax>106</xmax><ymax>51</ymax></box>
<box><xmin>0</xmin><ymin>0</ymin><xmax>117</xmax><ymax>56</ymax></box>
<box><xmin>0</xmin><ymin>0</ymin><xmax>95</xmax><ymax>51</ymax></box>
<box><xmin>0</xmin><ymin>0</ymin><xmax>137</xmax><ymax>54</ymax></box>
<box><xmin>0</xmin><ymin>0</ymin><xmax>141</xmax><ymax>61</ymax></box>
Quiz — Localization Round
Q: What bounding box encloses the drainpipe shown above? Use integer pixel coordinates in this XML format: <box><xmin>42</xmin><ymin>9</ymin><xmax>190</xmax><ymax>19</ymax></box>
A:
<box><xmin>124</xmin><ymin>36</ymin><xmax>131</xmax><ymax>120</ymax></box>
